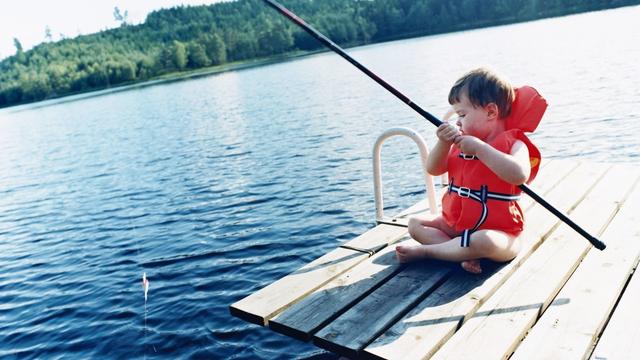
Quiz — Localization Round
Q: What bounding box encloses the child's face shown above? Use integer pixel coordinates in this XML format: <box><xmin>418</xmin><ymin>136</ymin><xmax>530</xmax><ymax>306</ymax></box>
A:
<box><xmin>452</xmin><ymin>94</ymin><xmax>492</xmax><ymax>139</ymax></box>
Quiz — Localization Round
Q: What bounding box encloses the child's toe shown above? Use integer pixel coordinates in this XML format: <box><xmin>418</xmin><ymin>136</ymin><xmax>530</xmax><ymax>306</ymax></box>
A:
<box><xmin>461</xmin><ymin>260</ymin><xmax>482</xmax><ymax>274</ymax></box>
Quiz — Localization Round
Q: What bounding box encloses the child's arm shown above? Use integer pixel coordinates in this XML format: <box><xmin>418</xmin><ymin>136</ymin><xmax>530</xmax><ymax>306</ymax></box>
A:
<box><xmin>427</xmin><ymin>124</ymin><xmax>460</xmax><ymax>176</ymax></box>
<box><xmin>454</xmin><ymin>136</ymin><xmax>531</xmax><ymax>185</ymax></box>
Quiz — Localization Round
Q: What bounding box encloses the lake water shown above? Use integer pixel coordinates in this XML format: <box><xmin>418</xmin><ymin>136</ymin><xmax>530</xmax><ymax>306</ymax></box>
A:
<box><xmin>1</xmin><ymin>5</ymin><xmax>639</xmax><ymax>359</ymax></box>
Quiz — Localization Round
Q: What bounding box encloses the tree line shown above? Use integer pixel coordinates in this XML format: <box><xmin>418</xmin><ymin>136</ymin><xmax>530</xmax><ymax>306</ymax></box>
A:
<box><xmin>1</xmin><ymin>0</ymin><xmax>638</xmax><ymax>108</ymax></box>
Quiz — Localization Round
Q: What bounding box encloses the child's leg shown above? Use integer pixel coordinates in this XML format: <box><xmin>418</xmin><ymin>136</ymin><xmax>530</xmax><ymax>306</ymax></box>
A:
<box><xmin>397</xmin><ymin>215</ymin><xmax>456</xmax><ymax>263</ymax></box>
<box><xmin>406</xmin><ymin>215</ymin><xmax>457</xmax><ymax>245</ymax></box>
<box><xmin>396</xmin><ymin>230</ymin><xmax>521</xmax><ymax>272</ymax></box>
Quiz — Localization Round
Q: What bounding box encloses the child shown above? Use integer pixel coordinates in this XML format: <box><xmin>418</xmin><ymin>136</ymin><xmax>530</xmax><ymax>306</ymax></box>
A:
<box><xmin>396</xmin><ymin>68</ymin><xmax>546</xmax><ymax>274</ymax></box>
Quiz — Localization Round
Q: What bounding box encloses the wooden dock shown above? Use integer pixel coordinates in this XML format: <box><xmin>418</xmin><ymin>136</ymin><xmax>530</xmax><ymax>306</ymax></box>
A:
<box><xmin>230</xmin><ymin>159</ymin><xmax>640</xmax><ymax>359</ymax></box>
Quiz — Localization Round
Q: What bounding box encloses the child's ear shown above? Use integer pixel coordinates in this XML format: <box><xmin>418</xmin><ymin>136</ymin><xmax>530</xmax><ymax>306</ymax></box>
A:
<box><xmin>485</xmin><ymin>103</ymin><xmax>499</xmax><ymax>120</ymax></box>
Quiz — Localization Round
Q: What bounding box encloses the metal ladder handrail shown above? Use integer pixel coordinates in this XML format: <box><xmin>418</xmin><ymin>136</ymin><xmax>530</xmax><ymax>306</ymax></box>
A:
<box><xmin>373</xmin><ymin>127</ymin><xmax>438</xmax><ymax>224</ymax></box>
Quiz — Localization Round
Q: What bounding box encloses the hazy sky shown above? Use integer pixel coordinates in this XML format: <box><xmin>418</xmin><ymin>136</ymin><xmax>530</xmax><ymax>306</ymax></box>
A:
<box><xmin>0</xmin><ymin>0</ymin><xmax>223</xmax><ymax>60</ymax></box>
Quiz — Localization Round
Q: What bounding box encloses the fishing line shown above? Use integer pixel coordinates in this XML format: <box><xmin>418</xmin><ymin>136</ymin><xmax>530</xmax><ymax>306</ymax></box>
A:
<box><xmin>130</xmin><ymin>226</ymin><xmax>152</xmax><ymax>356</ymax></box>
<box><xmin>143</xmin><ymin>272</ymin><xmax>149</xmax><ymax>359</ymax></box>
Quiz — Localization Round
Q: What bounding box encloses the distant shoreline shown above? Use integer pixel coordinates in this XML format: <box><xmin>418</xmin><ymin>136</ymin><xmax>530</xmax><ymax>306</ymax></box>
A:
<box><xmin>4</xmin><ymin>2</ymin><xmax>639</xmax><ymax>113</ymax></box>
<box><xmin>1</xmin><ymin>50</ymin><xmax>325</xmax><ymax>114</ymax></box>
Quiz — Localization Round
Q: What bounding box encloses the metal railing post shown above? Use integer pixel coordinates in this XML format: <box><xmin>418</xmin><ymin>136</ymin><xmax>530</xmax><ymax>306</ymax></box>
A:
<box><xmin>373</xmin><ymin>127</ymin><xmax>438</xmax><ymax>224</ymax></box>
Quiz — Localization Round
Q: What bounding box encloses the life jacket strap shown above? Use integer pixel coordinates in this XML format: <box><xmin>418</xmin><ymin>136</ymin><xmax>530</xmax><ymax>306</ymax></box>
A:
<box><xmin>461</xmin><ymin>229</ymin><xmax>472</xmax><ymax>247</ymax></box>
<box><xmin>458</xmin><ymin>153</ymin><xmax>478</xmax><ymax>160</ymax></box>
<box><xmin>447</xmin><ymin>181</ymin><xmax>520</xmax><ymax>247</ymax></box>
<box><xmin>447</xmin><ymin>183</ymin><xmax>521</xmax><ymax>202</ymax></box>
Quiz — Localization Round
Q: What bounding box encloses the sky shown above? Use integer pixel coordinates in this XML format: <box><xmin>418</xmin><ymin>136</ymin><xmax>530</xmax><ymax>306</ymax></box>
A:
<box><xmin>0</xmin><ymin>0</ymin><xmax>223</xmax><ymax>60</ymax></box>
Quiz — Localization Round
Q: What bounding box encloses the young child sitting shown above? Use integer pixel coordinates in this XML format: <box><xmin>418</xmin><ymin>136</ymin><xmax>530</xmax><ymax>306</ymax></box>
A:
<box><xmin>396</xmin><ymin>68</ymin><xmax>546</xmax><ymax>274</ymax></box>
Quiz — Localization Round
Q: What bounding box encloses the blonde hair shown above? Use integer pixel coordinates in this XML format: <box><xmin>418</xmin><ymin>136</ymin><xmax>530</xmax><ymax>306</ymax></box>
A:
<box><xmin>448</xmin><ymin>68</ymin><xmax>515</xmax><ymax>118</ymax></box>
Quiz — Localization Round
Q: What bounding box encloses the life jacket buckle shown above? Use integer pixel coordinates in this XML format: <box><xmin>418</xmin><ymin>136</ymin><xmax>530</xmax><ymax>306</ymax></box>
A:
<box><xmin>457</xmin><ymin>186</ymin><xmax>472</xmax><ymax>198</ymax></box>
<box><xmin>460</xmin><ymin>153</ymin><xmax>476</xmax><ymax>160</ymax></box>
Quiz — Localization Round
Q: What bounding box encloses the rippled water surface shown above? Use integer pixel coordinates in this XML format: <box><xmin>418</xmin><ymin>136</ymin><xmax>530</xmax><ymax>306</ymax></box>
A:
<box><xmin>1</xmin><ymin>6</ymin><xmax>639</xmax><ymax>359</ymax></box>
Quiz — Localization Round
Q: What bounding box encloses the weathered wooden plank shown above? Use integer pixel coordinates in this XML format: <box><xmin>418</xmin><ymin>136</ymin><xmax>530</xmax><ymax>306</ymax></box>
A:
<box><xmin>365</xmin><ymin>267</ymin><xmax>502</xmax><ymax>360</ymax></box>
<box><xmin>229</xmin><ymin>224</ymin><xmax>407</xmax><ymax>325</ymax></box>
<box><xmin>269</xmin><ymin>239</ymin><xmax>408</xmax><ymax>340</ymax></box>
<box><xmin>590</xmin><ymin>260</ymin><xmax>640</xmax><ymax>359</ymax></box>
<box><xmin>313</xmin><ymin>253</ymin><xmax>453</xmax><ymax>358</ymax></box>
<box><xmin>512</xmin><ymin>169</ymin><xmax>640</xmax><ymax>360</ymax></box>
<box><xmin>517</xmin><ymin>158</ymin><xmax>580</xmax><ymax>210</ymax></box>
<box><xmin>363</xmin><ymin>161</ymin><xmax>606</xmax><ymax>360</ymax></box>
<box><xmin>429</xmin><ymin>165</ymin><xmax>635</xmax><ymax>360</ymax></box>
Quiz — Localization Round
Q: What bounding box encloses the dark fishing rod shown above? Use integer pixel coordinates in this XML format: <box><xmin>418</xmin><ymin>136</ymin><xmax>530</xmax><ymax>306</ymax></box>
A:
<box><xmin>263</xmin><ymin>0</ymin><xmax>606</xmax><ymax>251</ymax></box>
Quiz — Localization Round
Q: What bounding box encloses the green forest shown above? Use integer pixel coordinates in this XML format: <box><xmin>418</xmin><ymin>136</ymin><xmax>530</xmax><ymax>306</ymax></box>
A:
<box><xmin>1</xmin><ymin>0</ymin><xmax>638</xmax><ymax>108</ymax></box>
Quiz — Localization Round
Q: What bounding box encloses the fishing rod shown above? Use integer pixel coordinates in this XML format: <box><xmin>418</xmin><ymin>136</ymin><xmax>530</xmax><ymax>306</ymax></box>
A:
<box><xmin>262</xmin><ymin>0</ymin><xmax>606</xmax><ymax>251</ymax></box>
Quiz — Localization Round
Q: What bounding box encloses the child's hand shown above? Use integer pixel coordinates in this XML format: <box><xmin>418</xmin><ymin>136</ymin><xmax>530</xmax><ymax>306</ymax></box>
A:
<box><xmin>436</xmin><ymin>123</ymin><xmax>460</xmax><ymax>145</ymax></box>
<box><xmin>454</xmin><ymin>135</ymin><xmax>485</xmax><ymax>156</ymax></box>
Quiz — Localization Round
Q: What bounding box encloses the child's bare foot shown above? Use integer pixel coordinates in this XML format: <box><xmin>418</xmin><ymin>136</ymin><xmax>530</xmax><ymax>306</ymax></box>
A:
<box><xmin>461</xmin><ymin>260</ymin><xmax>482</xmax><ymax>274</ymax></box>
<box><xmin>395</xmin><ymin>245</ymin><xmax>426</xmax><ymax>263</ymax></box>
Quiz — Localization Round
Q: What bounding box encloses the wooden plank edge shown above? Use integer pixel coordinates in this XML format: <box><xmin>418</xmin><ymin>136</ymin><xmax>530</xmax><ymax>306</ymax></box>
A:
<box><xmin>268</xmin><ymin>261</ymin><xmax>407</xmax><ymax>342</ymax></box>
<box><xmin>228</xmin><ymin>249</ymin><xmax>370</xmax><ymax>326</ymax></box>
<box><xmin>312</xmin><ymin>266</ymin><xmax>453</xmax><ymax>358</ymax></box>
<box><xmin>313</xmin><ymin>261</ymin><xmax>454</xmax><ymax>358</ymax></box>
<box><xmin>229</xmin><ymin>224</ymin><xmax>408</xmax><ymax>326</ymax></box>
<box><xmin>350</xmin><ymin>267</ymin><xmax>455</xmax><ymax>358</ymax></box>
<box><xmin>589</xmin><ymin>258</ymin><xmax>640</xmax><ymax>359</ymax></box>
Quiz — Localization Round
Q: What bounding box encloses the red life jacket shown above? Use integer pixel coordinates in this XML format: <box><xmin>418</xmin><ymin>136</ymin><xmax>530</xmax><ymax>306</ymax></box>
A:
<box><xmin>442</xmin><ymin>86</ymin><xmax>547</xmax><ymax>246</ymax></box>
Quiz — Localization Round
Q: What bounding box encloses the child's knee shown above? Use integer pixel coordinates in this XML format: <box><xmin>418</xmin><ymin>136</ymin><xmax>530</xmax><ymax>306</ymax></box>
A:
<box><xmin>471</xmin><ymin>236</ymin><xmax>498</xmax><ymax>255</ymax></box>
<box><xmin>471</xmin><ymin>231</ymin><xmax>519</xmax><ymax>260</ymax></box>
<box><xmin>407</xmin><ymin>217</ymin><xmax>420</xmax><ymax>237</ymax></box>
